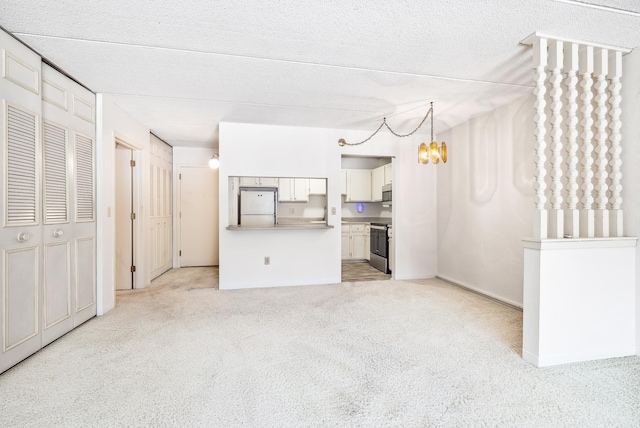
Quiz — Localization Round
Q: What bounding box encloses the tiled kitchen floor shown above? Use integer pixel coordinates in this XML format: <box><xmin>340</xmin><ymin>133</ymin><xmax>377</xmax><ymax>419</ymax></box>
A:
<box><xmin>341</xmin><ymin>261</ymin><xmax>391</xmax><ymax>282</ymax></box>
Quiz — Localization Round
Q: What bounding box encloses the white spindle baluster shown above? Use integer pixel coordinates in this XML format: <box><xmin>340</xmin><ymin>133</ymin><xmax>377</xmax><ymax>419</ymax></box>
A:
<box><xmin>608</xmin><ymin>50</ymin><xmax>623</xmax><ymax>237</ymax></box>
<box><xmin>578</xmin><ymin>46</ymin><xmax>595</xmax><ymax>238</ymax></box>
<box><xmin>548</xmin><ymin>41</ymin><xmax>564</xmax><ymax>239</ymax></box>
<box><xmin>563</xmin><ymin>43</ymin><xmax>579</xmax><ymax>238</ymax></box>
<box><xmin>594</xmin><ymin>48</ymin><xmax>609</xmax><ymax>237</ymax></box>
<box><xmin>533</xmin><ymin>37</ymin><xmax>548</xmax><ymax>239</ymax></box>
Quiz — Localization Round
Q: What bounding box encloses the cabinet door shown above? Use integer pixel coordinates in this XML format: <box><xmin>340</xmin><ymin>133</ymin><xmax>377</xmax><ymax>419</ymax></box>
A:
<box><xmin>346</xmin><ymin>170</ymin><xmax>372</xmax><ymax>202</ymax></box>
<box><xmin>371</xmin><ymin>166</ymin><xmax>384</xmax><ymax>201</ymax></box>
<box><xmin>351</xmin><ymin>233</ymin><xmax>366</xmax><ymax>260</ymax></box>
<box><xmin>293</xmin><ymin>178</ymin><xmax>309</xmax><ymax>201</ymax></box>
<box><xmin>239</xmin><ymin>177</ymin><xmax>258</xmax><ymax>186</ymax></box>
<box><xmin>278</xmin><ymin>178</ymin><xmax>292</xmax><ymax>201</ymax></box>
<box><xmin>259</xmin><ymin>177</ymin><xmax>278</xmax><ymax>187</ymax></box>
<box><xmin>341</xmin><ymin>232</ymin><xmax>350</xmax><ymax>260</ymax></box>
<box><xmin>384</xmin><ymin>163</ymin><xmax>392</xmax><ymax>185</ymax></box>
<box><xmin>341</xmin><ymin>170</ymin><xmax>347</xmax><ymax>195</ymax></box>
<box><xmin>364</xmin><ymin>226</ymin><xmax>370</xmax><ymax>261</ymax></box>
<box><xmin>309</xmin><ymin>178</ymin><xmax>326</xmax><ymax>195</ymax></box>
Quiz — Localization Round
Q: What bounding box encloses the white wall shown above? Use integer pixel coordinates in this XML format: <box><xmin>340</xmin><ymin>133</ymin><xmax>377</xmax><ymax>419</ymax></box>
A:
<box><xmin>219</xmin><ymin>122</ymin><xmax>437</xmax><ymax>289</ymax></box>
<box><xmin>96</xmin><ymin>95</ymin><xmax>151</xmax><ymax>315</ymax></box>
<box><xmin>172</xmin><ymin>147</ymin><xmax>218</xmax><ymax>267</ymax></box>
<box><xmin>437</xmin><ymin>96</ymin><xmax>534</xmax><ymax>307</ymax></box>
<box><xmin>621</xmin><ymin>47</ymin><xmax>640</xmax><ymax>351</ymax></box>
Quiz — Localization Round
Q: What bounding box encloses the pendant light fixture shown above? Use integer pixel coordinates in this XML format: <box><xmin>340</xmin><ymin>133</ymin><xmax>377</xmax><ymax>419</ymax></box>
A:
<box><xmin>418</xmin><ymin>102</ymin><xmax>446</xmax><ymax>164</ymax></box>
<box><xmin>337</xmin><ymin>101</ymin><xmax>447</xmax><ymax>165</ymax></box>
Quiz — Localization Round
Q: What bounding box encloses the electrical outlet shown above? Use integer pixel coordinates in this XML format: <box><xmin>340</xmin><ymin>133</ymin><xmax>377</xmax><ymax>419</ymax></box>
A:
<box><xmin>264</xmin><ymin>256</ymin><xmax>270</xmax><ymax>265</ymax></box>
<box><xmin>289</xmin><ymin>208</ymin><xmax>295</xmax><ymax>214</ymax></box>
<box><xmin>331</xmin><ymin>207</ymin><xmax>336</xmax><ymax>215</ymax></box>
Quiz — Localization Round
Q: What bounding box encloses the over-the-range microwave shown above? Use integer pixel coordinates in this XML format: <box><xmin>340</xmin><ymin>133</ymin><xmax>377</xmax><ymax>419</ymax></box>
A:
<box><xmin>382</xmin><ymin>184</ymin><xmax>392</xmax><ymax>206</ymax></box>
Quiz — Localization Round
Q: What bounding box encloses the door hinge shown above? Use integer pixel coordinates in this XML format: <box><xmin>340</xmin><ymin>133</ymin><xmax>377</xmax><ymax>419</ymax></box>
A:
<box><xmin>130</xmin><ymin>265</ymin><xmax>136</xmax><ymax>272</ymax></box>
<box><xmin>130</xmin><ymin>160</ymin><xmax>136</xmax><ymax>167</ymax></box>
<box><xmin>131</xmin><ymin>212</ymin><xmax>136</xmax><ymax>220</ymax></box>
<box><xmin>179</xmin><ymin>173</ymin><xmax>182</xmax><ymax>180</ymax></box>
<box><xmin>179</xmin><ymin>250</ymin><xmax>182</xmax><ymax>256</ymax></box>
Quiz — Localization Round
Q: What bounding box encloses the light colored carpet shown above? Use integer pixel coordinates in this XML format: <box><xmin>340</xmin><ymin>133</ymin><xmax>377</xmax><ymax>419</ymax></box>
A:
<box><xmin>1</xmin><ymin>268</ymin><xmax>640</xmax><ymax>427</ymax></box>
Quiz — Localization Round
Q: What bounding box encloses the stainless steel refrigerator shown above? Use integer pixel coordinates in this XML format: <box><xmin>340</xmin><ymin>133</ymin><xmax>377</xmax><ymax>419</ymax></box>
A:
<box><xmin>239</xmin><ymin>188</ymin><xmax>277</xmax><ymax>226</ymax></box>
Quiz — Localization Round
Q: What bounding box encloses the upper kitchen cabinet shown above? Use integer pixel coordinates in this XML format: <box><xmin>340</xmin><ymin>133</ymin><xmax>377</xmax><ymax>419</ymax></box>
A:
<box><xmin>278</xmin><ymin>178</ymin><xmax>309</xmax><ymax>202</ymax></box>
<box><xmin>308</xmin><ymin>178</ymin><xmax>326</xmax><ymax>195</ymax></box>
<box><xmin>384</xmin><ymin>163</ymin><xmax>392</xmax><ymax>185</ymax></box>
<box><xmin>239</xmin><ymin>177</ymin><xmax>279</xmax><ymax>187</ymax></box>
<box><xmin>341</xmin><ymin>170</ymin><xmax>347</xmax><ymax>195</ymax></box>
<box><xmin>371</xmin><ymin>165</ymin><xmax>385</xmax><ymax>202</ymax></box>
<box><xmin>345</xmin><ymin>169</ymin><xmax>372</xmax><ymax>202</ymax></box>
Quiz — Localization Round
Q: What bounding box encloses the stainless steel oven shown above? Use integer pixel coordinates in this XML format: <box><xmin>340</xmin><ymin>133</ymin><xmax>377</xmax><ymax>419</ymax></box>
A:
<box><xmin>370</xmin><ymin>223</ymin><xmax>390</xmax><ymax>274</ymax></box>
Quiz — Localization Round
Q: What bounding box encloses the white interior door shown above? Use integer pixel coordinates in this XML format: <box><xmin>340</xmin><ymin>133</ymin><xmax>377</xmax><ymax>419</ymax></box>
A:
<box><xmin>180</xmin><ymin>166</ymin><xmax>218</xmax><ymax>266</ymax></box>
<box><xmin>0</xmin><ymin>30</ymin><xmax>43</xmax><ymax>373</ymax></box>
<box><xmin>115</xmin><ymin>145</ymin><xmax>133</xmax><ymax>290</ymax></box>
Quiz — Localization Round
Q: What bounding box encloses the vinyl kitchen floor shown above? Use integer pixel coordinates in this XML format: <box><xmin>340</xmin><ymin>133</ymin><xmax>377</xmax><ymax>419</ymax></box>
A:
<box><xmin>341</xmin><ymin>261</ymin><xmax>391</xmax><ymax>283</ymax></box>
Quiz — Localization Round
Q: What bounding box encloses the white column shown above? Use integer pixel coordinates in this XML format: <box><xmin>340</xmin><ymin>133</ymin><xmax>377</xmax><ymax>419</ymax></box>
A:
<box><xmin>594</xmin><ymin>48</ymin><xmax>609</xmax><ymax>237</ymax></box>
<box><xmin>532</xmin><ymin>37</ymin><xmax>548</xmax><ymax>239</ymax></box>
<box><xmin>579</xmin><ymin>46</ymin><xmax>595</xmax><ymax>238</ymax></box>
<box><xmin>563</xmin><ymin>43</ymin><xmax>579</xmax><ymax>238</ymax></box>
<box><xmin>608</xmin><ymin>50</ymin><xmax>623</xmax><ymax>237</ymax></box>
<box><xmin>548</xmin><ymin>41</ymin><xmax>564</xmax><ymax>239</ymax></box>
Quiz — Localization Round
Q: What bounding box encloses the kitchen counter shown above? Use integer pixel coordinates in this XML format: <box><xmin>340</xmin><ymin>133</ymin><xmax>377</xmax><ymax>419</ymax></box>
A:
<box><xmin>342</xmin><ymin>217</ymin><xmax>392</xmax><ymax>225</ymax></box>
<box><xmin>227</xmin><ymin>223</ymin><xmax>333</xmax><ymax>230</ymax></box>
<box><xmin>227</xmin><ymin>217</ymin><xmax>334</xmax><ymax>230</ymax></box>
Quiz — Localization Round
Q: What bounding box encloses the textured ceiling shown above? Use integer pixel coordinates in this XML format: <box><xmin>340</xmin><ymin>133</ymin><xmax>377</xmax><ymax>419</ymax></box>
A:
<box><xmin>2</xmin><ymin>0</ymin><xmax>640</xmax><ymax>147</ymax></box>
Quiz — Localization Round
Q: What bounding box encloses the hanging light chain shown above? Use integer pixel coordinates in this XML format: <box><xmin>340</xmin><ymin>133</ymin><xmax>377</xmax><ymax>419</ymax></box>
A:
<box><xmin>339</xmin><ymin>103</ymin><xmax>434</xmax><ymax>146</ymax></box>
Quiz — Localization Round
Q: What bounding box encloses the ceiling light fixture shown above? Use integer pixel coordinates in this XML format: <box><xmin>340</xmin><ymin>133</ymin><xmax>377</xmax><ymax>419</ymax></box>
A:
<box><xmin>337</xmin><ymin>102</ymin><xmax>446</xmax><ymax>164</ymax></box>
<box><xmin>418</xmin><ymin>102</ymin><xmax>446</xmax><ymax>164</ymax></box>
<box><xmin>208</xmin><ymin>153</ymin><xmax>220</xmax><ymax>169</ymax></box>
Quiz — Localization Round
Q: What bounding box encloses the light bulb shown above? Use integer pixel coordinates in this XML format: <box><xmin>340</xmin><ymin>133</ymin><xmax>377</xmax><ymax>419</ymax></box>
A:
<box><xmin>208</xmin><ymin>156</ymin><xmax>219</xmax><ymax>169</ymax></box>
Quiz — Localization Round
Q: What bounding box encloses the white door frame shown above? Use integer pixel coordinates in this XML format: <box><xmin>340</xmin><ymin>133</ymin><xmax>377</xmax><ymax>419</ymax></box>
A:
<box><xmin>113</xmin><ymin>136</ymin><xmax>143</xmax><ymax>290</ymax></box>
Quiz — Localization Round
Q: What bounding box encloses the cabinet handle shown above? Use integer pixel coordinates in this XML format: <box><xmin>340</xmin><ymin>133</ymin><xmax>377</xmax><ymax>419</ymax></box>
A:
<box><xmin>53</xmin><ymin>229</ymin><xmax>64</xmax><ymax>238</ymax></box>
<box><xmin>17</xmin><ymin>232</ymin><xmax>30</xmax><ymax>242</ymax></box>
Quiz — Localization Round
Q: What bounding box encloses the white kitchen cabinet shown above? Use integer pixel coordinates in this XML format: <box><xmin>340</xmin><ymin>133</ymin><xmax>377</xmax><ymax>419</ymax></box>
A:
<box><xmin>345</xmin><ymin>169</ymin><xmax>372</xmax><ymax>202</ymax></box>
<box><xmin>342</xmin><ymin>223</ymin><xmax>368</xmax><ymax>260</ymax></box>
<box><xmin>341</xmin><ymin>170</ymin><xmax>347</xmax><ymax>195</ymax></box>
<box><xmin>388</xmin><ymin>225</ymin><xmax>394</xmax><ymax>273</ymax></box>
<box><xmin>309</xmin><ymin>178</ymin><xmax>326</xmax><ymax>195</ymax></box>
<box><xmin>278</xmin><ymin>178</ymin><xmax>309</xmax><ymax>202</ymax></box>
<box><xmin>364</xmin><ymin>225</ymin><xmax>370</xmax><ymax>261</ymax></box>
<box><xmin>371</xmin><ymin>165</ymin><xmax>385</xmax><ymax>201</ymax></box>
<box><xmin>240</xmin><ymin>177</ymin><xmax>279</xmax><ymax>187</ymax></box>
<box><xmin>341</xmin><ymin>226</ymin><xmax>350</xmax><ymax>260</ymax></box>
<box><xmin>384</xmin><ymin>163</ymin><xmax>392</xmax><ymax>185</ymax></box>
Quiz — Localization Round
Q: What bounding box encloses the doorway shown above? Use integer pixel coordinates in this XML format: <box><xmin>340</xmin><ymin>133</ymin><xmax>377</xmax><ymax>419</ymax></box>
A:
<box><xmin>115</xmin><ymin>143</ymin><xmax>134</xmax><ymax>290</ymax></box>
<box><xmin>179</xmin><ymin>166</ymin><xmax>219</xmax><ymax>266</ymax></box>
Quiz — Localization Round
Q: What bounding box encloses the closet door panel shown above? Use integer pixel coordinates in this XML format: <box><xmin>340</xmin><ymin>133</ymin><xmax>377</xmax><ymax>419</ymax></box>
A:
<box><xmin>41</xmin><ymin>65</ymin><xmax>74</xmax><ymax>344</ymax></box>
<box><xmin>41</xmin><ymin>241</ymin><xmax>72</xmax><ymax>347</ymax></box>
<box><xmin>0</xmin><ymin>30</ymin><xmax>42</xmax><ymax>373</ymax></box>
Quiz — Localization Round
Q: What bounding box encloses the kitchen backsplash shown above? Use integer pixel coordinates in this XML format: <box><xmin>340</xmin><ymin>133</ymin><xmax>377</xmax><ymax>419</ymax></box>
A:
<box><xmin>277</xmin><ymin>195</ymin><xmax>392</xmax><ymax>219</ymax></box>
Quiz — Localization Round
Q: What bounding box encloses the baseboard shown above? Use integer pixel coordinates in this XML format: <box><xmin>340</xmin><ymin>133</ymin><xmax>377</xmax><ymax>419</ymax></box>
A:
<box><xmin>394</xmin><ymin>273</ymin><xmax>437</xmax><ymax>281</ymax></box>
<box><xmin>535</xmin><ymin>347</ymin><xmax>637</xmax><ymax>367</ymax></box>
<box><xmin>436</xmin><ymin>274</ymin><xmax>523</xmax><ymax>310</ymax></box>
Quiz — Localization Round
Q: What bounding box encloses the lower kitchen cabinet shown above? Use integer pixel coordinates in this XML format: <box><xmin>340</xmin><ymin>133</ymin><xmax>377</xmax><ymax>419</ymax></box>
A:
<box><xmin>364</xmin><ymin>225</ymin><xmax>370</xmax><ymax>261</ymax></box>
<box><xmin>341</xmin><ymin>223</ymin><xmax>368</xmax><ymax>260</ymax></box>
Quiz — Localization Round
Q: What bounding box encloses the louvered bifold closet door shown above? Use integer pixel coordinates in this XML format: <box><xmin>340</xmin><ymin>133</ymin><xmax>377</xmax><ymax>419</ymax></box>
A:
<box><xmin>0</xmin><ymin>30</ymin><xmax>43</xmax><ymax>374</ymax></box>
<box><xmin>40</xmin><ymin>63</ymin><xmax>74</xmax><ymax>347</ymax></box>
<box><xmin>70</xmin><ymin>88</ymin><xmax>96</xmax><ymax>327</ymax></box>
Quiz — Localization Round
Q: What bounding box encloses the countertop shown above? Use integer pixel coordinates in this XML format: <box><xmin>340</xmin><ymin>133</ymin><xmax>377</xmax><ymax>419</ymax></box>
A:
<box><xmin>341</xmin><ymin>217</ymin><xmax>392</xmax><ymax>225</ymax></box>
<box><xmin>227</xmin><ymin>217</ymin><xmax>334</xmax><ymax>230</ymax></box>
